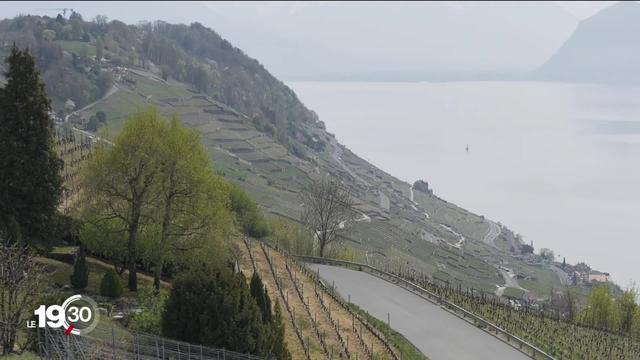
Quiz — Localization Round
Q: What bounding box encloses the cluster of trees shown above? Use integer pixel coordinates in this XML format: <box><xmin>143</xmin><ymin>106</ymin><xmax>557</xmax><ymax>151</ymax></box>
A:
<box><xmin>539</xmin><ymin>248</ymin><xmax>555</xmax><ymax>262</ymax></box>
<box><xmin>162</xmin><ymin>265</ymin><xmax>290</xmax><ymax>358</ymax></box>
<box><xmin>0</xmin><ymin>47</ymin><xmax>284</xmax><ymax>356</ymax></box>
<box><xmin>578</xmin><ymin>285</ymin><xmax>640</xmax><ymax>337</ymax></box>
<box><xmin>0</xmin><ymin>15</ymin><xmax>115</xmax><ymax>109</ymax></box>
<box><xmin>80</xmin><ymin>108</ymin><xmax>243</xmax><ymax>291</ymax></box>
<box><xmin>1</xmin><ymin>12</ymin><xmax>326</xmax><ymax>159</ymax></box>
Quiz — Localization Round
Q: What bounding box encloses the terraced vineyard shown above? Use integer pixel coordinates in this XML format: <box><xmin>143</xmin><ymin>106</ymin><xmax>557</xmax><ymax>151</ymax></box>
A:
<box><xmin>237</xmin><ymin>238</ymin><xmax>398</xmax><ymax>359</ymax></box>
<box><xmin>68</xmin><ymin>65</ymin><xmax>570</xmax><ymax>299</ymax></box>
<box><xmin>395</xmin><ymin>270</ymin><xmax>640</xmax><ymax>359</ymax></box>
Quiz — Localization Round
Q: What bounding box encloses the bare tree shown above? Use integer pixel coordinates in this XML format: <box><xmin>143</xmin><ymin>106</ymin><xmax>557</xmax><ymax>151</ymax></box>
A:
<box><xmin>0</xmin><ymin>242</ymin><xmax>44</xmax><ymax>355</ymax></box>
<box><xmin>300</xmin><ymin>178</ymin><xmax>355</xmax><ymax>257</ymax></box>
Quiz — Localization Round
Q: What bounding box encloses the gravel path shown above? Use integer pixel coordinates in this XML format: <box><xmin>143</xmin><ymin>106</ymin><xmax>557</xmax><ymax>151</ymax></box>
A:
<box><xmin>309</xmin><ymin>264</ymin><xmax>530</xmax><ymax>360</ymax></box>
<box><xmin>483</xmin><ymin>220</ymin><xmax>502</xmax><ymax>247</ymax></box>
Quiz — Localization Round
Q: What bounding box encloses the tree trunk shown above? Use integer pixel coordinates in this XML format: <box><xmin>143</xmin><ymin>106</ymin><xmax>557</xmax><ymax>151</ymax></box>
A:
<box><xmin>127</xmin><ymin>202</ymin><xmax>142</xmax><ymax>292</ymax></box>
<box><xmin>319</xmin><ymin>238</ymin><xmax>326</xmax><ymax>258</ymax></box>
<box><xmin>127</xmin><ymin>232</ymin><xmax>137</xmax><ymax>291</ymax></box>
<box><xmin>153</xmin><ymin>264</ymin><xmax>161</xmax><ymax>292</ymax></box>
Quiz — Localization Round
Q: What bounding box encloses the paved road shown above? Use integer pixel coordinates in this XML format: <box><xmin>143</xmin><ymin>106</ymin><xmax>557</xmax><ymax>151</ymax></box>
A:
<box><xmin>309</xmin><ymin>264</ymin><xmax>529</xmax><ymax>360</ymax></box>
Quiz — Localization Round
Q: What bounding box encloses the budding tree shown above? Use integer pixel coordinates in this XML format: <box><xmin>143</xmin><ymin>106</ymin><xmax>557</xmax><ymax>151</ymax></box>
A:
<box><xmin>300</xmin><ymin>178</ymin><xmax>354</xmax><ymax>257</ymax></box>
<box><xmin>0</xmin><ymin>242</ymin><xmax>44</xmax><ymax>354</ymax></box>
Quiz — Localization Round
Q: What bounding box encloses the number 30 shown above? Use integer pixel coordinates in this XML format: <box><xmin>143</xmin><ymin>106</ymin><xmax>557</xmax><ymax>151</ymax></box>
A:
<box><xmin>67</xmin><ymin>306</ymin><xmax>92</xmax><ymax>322</ymax></box>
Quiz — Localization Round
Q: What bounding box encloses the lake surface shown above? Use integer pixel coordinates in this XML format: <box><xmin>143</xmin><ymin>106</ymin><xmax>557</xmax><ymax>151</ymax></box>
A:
<box><xmin>290</xmin><ymin>81</ymin><xmax>640</xmax><ymax>286</ymax></box>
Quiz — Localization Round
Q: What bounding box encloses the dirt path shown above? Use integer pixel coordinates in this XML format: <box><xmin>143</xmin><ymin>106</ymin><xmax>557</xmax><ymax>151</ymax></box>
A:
<box><xmin>331</xmin><ymin>141</ymin><xmax>371</xmax><ymax>187</ymax></box>
<box><xmin>482</xmin><ymin>220</ymin><xmax>502</xmax><ymax>247</ymax></box>
<box><xmin>494</xmin><ymin>267</ymin><xmax>526</xmax><ymax>297</ymax></box>
<box><xmin>66</xmin><ymin>84</ymin><xmax>118</xmax><ymax>122</ymax></box>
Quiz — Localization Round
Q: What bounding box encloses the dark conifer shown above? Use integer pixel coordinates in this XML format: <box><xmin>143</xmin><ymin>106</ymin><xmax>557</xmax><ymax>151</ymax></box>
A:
<box><xmin>272</xmin><ymin>300</ymin><xmax>291</xmax><ymax>360</ymax></box>
<box><xmin>162</xmin><ymin>266</ymin><xmax>270</xmax><ymax>356</ymax></box>
<box><xmin>0</xmin><ymin>45</ymin><xmax>62</xmax><ymax>246</ymax></box>
<box><xmin>70</xmin><ymin>247</ymin><xmax>88</xmax><ymax>289</ymax></box>
<box><xmin>250</xmin><ymin>272</ymin><xmax>273</xmax><ymax>323</ymax></box>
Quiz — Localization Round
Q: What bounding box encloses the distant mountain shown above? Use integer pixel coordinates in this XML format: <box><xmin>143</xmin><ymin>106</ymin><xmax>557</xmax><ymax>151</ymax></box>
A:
<box><xmin>535</xmin><ymin>1</ymin><xmax>640</xmax><ymax>84</ymax></box>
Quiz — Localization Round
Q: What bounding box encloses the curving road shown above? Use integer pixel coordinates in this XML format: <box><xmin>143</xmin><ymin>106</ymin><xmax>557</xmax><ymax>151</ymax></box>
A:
<box><xmin>309</xmin><ymin>264</ymin><xmax>529</xmax><ymax>360</ymax></box>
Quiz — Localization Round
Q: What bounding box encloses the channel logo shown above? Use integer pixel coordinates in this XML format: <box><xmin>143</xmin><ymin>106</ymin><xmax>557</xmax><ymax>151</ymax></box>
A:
<box><xmin>28</xmin><ymin>294</ymin><xmax>99</xmax><ymax>336</ymax></box>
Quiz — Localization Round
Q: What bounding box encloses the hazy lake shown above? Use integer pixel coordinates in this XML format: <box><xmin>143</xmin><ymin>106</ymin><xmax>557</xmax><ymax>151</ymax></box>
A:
<box><xmin>290</xmin><ymin>81</ymin><xmax>640</xmax><ymax>286</ymax></box>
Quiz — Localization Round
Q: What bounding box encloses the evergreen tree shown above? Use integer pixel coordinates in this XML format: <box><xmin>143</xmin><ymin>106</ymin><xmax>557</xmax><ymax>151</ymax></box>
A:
<box><xmin>100</xmin><ymin>269</ymin><xmax>123</xmax><ymax>298</ymax></box>
<box><xmin>162</xmin><ymin>265</ymin><xmax>269</xmax><ymax>355</ymax></box>
<box><xmin>70</xmin><ymin>247</ymin><xmax>88</xmax><ymax>289</ymax></box>
<box><xmin>250</xmin><ymin>272</ymin><xmax>272</xmax><ymax>323</ymax></box>
<box><xmin>0</xmin><ymin>45</ymin><xmax>62</xmax><ymax>246</ymax></box>
<box><xmin>272</xmin><ymin>300</ymin><xmax>291</xmax><ymax>360</ymax></box>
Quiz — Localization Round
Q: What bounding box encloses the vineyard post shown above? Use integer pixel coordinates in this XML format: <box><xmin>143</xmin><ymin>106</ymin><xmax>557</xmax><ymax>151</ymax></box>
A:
<box><xmin>387</xmin><ymin>312</ymin><xmax>390</xmax><ymax>338</ymax></box>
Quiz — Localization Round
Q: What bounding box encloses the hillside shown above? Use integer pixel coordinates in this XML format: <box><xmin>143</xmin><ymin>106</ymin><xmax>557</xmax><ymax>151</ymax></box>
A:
<box><xmin>0</xmin><ymin>13</ymin><xmax>570</xmax><ymax>299</ymax></box>
<box><xmin>535</xmin><ymin>1</ymin><xmax>640</xmax><ymax>84</ymax></box>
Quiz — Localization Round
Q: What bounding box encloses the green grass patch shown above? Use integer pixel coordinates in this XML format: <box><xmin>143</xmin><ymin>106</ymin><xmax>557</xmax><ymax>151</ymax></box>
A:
<box><xmin>348</xmin><ymin>303</ymin><xmax>428</xmax><ymax>360</ymax></box>
<box><xmin>3</xmin><ymin>351</ymin><xmax>40</xmax><ymax>359</ymax></box>
<box><xmin>36</xmin><ymin>257</ymin><xmax>153</xmax><ymax>298</ymax></box>
<box><xmin>55</xmin><ymin>40</ymin><xmax>96</xmax><ymax>57</ymax></box>
<box><xmin>518</xmin><ymin>267</ymin><xmax>562</xmax><ymax>297</ymax></box>
<box><xmin>50</xmin><ymin>246</ymin><xmax>76</xmax><ymax>254</ymax></box>
<box><xmin>502</xmin><ymin>287</ymin><xmax>526</xmax><ymax>299</ymax></box>
<box><xmin>132</xmin><ymin>73</ymin><xmax>192</xmax><ymax>99</ymax></box>
<box><xmin>89</xmin><ymin>90</ymin><xmax>146</xmax><ymax>132</ymax></box>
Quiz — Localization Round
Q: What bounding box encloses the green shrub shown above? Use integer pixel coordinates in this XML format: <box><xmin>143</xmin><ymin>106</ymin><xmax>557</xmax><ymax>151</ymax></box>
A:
<box><xmin>100</xmin><ymin>269</ymin><xmax>123</xmax><ymax>298</ymax></box>
<box><xmin>228</xmin><ymin>184</ymin><xmax>270</xmax><ymax>238</ymax></box>
<box><xmin>128</xmin><ymin>287</ymin><xmax>167</xmax><ymax>334</ymax></box>
<box><xmin>70</xmin><ymin>248</ymin><xmax>88</xmax><ymax>289</ymax></box>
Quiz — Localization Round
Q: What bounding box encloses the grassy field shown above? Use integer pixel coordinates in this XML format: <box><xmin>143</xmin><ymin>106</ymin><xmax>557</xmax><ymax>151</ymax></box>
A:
<box><xmin>55</xmin><ymin>40</ymin><xmax>97</xmax><ymax>57</ymax></box>
<box><xmin>88</xmin><ymin>89</ymin><xmax>146</xmax><ymax>131</ymax></box>
<box><xmin>130</xmin><ymin>73</ymin><xmax>192</xmax><ymax>99</ymax></box>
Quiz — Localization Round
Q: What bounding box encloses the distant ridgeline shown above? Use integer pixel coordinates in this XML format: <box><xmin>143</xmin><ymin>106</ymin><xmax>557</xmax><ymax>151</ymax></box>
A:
<box><xmin>0</xmin><ymin>12</ymin><xmax>325</xmax><ymax>156</ymax></box>
<box><xmin>535</xmin><ymin>1</ymin><xmax>640</xmax><ymax>84</ymax></box>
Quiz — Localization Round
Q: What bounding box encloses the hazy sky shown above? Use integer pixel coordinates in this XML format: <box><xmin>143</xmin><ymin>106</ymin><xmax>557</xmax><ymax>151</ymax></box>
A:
<box><xmin>555</xmin><ymin>1</ymin><xmax>615</xmax><ymax>19</ymax></box>
<box><xmin>3</xmin><ymin>1</ymin><xmax>622</xmax><ymax>80</ymax></box>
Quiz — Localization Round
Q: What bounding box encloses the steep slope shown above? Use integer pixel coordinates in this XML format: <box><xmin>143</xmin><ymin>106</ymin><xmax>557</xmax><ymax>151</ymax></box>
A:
<box><xmin>0</xmin><ymin>13</ymin><xmax>563</xmax><ymax>297</ymax></box>
<box><xmin>536</xmin><ymin>1</ymin><xmax>640</xmax><ymax>84</ymax></box>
